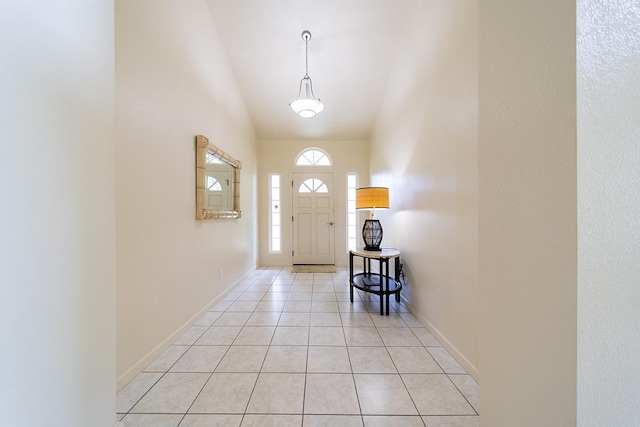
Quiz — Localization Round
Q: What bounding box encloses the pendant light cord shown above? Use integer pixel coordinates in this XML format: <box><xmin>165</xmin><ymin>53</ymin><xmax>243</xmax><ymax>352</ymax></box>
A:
<box><xmin>305</xmin><ymin>36</ymin><xmax>309</xmax><ymax>77</ymax></box>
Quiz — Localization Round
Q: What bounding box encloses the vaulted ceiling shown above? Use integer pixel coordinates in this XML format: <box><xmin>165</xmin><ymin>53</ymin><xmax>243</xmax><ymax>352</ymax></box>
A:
<box><xmin>206</xmin><ymin>0</ymin><xmax>421</xmax><ymax>141</ymax></box>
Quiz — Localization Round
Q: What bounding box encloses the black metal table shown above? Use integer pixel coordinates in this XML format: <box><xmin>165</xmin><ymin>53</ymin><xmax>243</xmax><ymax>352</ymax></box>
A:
<box><xmin>349</xmin><ymin>248</ymin><xmax>402</xmax><ymax>315</ymax></box>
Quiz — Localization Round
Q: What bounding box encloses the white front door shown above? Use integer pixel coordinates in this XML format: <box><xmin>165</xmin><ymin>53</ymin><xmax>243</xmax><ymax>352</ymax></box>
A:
<box><xmin>206</xmin><ymin>164</ymin><xmax>232</xmax><ymax>210</ymax></box>
<box><xmin>292</xmin><ymin>172</ymin><xmax>335</xmax><ymax>265</ymax></box>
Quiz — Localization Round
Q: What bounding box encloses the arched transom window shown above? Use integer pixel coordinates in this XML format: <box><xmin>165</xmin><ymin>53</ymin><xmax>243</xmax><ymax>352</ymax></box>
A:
<box><xmin>206</xmin><ymin>176</ymin><xmax>222</xmax><ymax>191</ymax></box>
<box><xmin>295</xmin><ymin>148</ymin><xmax>332</xmax><ymax>166</ymax></box>
<box><xmin>299</xmin><ymin>178</ymin><xmax>328</xmax><ymax>193</ymax></box>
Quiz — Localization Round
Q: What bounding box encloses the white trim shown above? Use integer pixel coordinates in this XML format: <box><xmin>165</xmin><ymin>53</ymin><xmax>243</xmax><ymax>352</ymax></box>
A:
<box><xmin>116</xmin><ymin>267</ymin><xmax>257</xmax><ymax>391</ymax></box>
<box><xmin>401</xmin><ymin>295</ymin><xmax>480</xmax><ymax>381</ymax></box>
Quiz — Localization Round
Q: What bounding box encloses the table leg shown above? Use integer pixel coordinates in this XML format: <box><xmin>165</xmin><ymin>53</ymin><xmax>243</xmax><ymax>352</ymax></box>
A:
<box><xmin>385</xmin><ymin>259</ymin><xmax>390</xmax><ymax>315</ymax></box>
<box><xmin>378</xmin><ymin>258</ymin><xmax>384</xmax><ymax>315</ymax></box>
<box><xmin>349</xmin><ymin>252</ymin><xmax>354</xmax><ymax>303</ymax></box>
<box><xmin>395</xmin><ymin>256</ymin><xmax>401</xmax><ymax>303</ymax></box>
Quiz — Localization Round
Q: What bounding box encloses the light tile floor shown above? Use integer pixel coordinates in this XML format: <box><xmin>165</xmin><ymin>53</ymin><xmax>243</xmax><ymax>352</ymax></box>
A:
<box><xmin>117</xmin><ymin>267</ymin><xmax>480</xmax><ymax>427</ymax></box>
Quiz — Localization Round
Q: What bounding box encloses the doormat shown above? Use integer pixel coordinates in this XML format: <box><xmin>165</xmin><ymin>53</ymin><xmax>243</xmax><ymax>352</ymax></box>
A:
<box><xmin>291</xmin><ymin>265</ymin><xmax>336</xmax><ymax>273</ymax></box>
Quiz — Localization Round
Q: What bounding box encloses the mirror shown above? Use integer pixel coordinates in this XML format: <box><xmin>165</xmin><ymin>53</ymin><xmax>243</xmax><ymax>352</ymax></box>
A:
<box><xmin>195</xmin><ymin>135</ymin><xmax>241</xmax><ymax>219</ymax></box>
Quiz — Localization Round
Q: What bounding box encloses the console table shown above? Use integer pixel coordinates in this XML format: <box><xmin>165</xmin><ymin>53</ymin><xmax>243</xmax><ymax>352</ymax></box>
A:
<box><xmin>349</xmin><ymin>248</ymin><xmax>402</xmax><ymax>315</ymax></box>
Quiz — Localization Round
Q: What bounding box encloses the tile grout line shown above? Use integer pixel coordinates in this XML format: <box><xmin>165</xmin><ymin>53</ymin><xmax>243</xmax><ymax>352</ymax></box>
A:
<box><xmin>300</xmin><ymin>271</ymin><xmax>311</xmax><ymax>425</ymax></box>
<box><xmin>446</xmin><ymin>373</ymin><xmax>480</xmax><ymax>416</ymax></box>
<box><xmin>178</xmin><ymin>268</ymin><xmax>271</xmax><ymax>425</ymax></box>
<box><xmin>239</xmin><ymin>267</ymin><xmax>284</xmax><ymax>422</ymax></box>
<box><xmin>118</xmin><ymin>266</ymin><xmax>479</xmax><ymax>425</ymax></box>
<box><xmin>338</xmin><ymin>271</ymin><xmax>368</xmax><ymax>424</ymax></box>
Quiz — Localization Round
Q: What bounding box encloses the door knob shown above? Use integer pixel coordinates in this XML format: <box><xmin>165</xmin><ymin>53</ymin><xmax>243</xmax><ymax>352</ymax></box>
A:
<box><xmin>327</xmin><ymin>222</ymin><xmax>334</xmax><ymax>226</ymax></box>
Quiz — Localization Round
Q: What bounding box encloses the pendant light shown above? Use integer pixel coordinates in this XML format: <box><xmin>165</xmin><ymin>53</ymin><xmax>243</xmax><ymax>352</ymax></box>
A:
<box><xmin>290</xmin><ymin>30</ymin><xmax>324</xmax><ymax>118</ymax></box>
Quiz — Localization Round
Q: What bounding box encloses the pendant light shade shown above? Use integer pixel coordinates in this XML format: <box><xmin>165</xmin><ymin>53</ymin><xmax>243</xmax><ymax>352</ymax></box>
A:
<box><xmin>290</xmin><ymin>30</ymin><xmax>324</xmax><ymax>118</ymax></box>
<box><xmin>291</xmin><ymin>76</ymin><xmax>324</xmax><ymax>118</ymax></box>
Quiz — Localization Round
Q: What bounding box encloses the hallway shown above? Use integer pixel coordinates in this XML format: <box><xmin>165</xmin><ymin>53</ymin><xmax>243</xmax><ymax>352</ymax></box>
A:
<box><xmin>116</xmin><ymin>268</ymin><xmax>479</xmax><ymax>426</ymax></box>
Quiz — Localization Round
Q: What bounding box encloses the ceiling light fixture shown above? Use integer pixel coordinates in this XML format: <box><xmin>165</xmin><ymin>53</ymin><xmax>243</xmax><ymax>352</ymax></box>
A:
<box><xmin>290</xmin><ymin>30</ymin><xmax>324</xmax><ymax>118</ymax></box>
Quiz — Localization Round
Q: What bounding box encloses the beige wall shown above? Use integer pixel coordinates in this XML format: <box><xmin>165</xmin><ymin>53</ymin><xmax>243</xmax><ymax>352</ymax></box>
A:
<box><xmin>0</xmin><ymin>2</ymin><xmax>117</xmax><ymax>426</ymax></box>
<box><xmin>370</xmin><ymin>1</ymin><xmax>479</xmax><ymax>378</ymax></box>
<box><xmin>115</xmin><ymin>1</ymin><xmax>257</xmax><ymax>388</ymax></box>
<box><xmin>577</xmin><ymin>1</ymin><xmax>640</xmax><ymax>425</ymax></box>
<box><xmin>478</xmin><ymin>1</ymin><xmax>576</xmax><ymax>426</ymax></box>
<box><xmin>372</xmin><ymin>2</ymin><xmax>580</xmax><ymax>425</ymax></box>
<box><xmin>257</xmin><ymin>140</ymin><xmax>369</xmax><ymax>267</ymax></box>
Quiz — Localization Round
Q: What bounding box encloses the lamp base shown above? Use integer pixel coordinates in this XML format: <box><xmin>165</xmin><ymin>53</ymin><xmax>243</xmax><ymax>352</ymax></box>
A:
<box><xmin>362</xmin><ymin>219</ymin><xmax>383</xmax><ymax>251</ymax></box>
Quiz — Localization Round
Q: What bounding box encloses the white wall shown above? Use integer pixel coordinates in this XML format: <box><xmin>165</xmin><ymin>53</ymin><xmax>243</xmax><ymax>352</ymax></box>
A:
<box><xmin>257</xmin><ymin>140</ymin><xmax>369</xmax><ymax>267</ymax></box>
<box><xmin>577</xmin><ymin>1</ymin><xmax>640</xmax><ymax>425</ymax></box>
<box><xmin>478</xmin><ymin>1</ymin><xmax>576</xmax><ymax>426</ymax></box>
<box><xmin>0</xmin><ymin>2</ymin><xmax>116</xmax><ymax>426</ymax></box>
<box><xmin>370</xmin><ymin>2</ymin><xmax>479</xmax><ymax>377</ymax></box>
<box><xmin>115</xmin><ymin>1</ymin><xmax>257</xmax><ymax>387</ymax></box>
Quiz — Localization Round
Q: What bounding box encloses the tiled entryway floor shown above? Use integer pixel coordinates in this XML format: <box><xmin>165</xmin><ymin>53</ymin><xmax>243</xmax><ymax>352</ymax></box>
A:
<box><xmin>117</xmin><ymin>267</ymin><xmax>479</xmax><ymax>426</ymax></box>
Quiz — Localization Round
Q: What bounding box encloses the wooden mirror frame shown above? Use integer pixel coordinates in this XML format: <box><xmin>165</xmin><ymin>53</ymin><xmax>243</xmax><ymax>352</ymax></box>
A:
<box><xmin>196</xmin><ymin>135</ymin><xmax>242</xmax><ymax>219</ymax></box>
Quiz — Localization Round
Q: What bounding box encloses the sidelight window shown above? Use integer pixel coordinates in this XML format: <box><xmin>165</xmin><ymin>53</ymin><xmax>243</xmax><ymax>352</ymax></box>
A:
<box><xmin>269</xmin><ymin>174</ymin><xmax>281</xmax><ymax>253</ymax></box>
<box><xmin>347</xmin><ymin>173</ymin><xmax>358</xmax><ymax>251</ymax></box>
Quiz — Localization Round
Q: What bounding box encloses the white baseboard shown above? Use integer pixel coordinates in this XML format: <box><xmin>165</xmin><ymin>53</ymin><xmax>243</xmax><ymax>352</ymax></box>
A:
<box><xmin>116</xmin><ymin>267</ymin><xmax>256</xmax><ymax>391</ymax></box>
<box><xmin>401</xmin><ymin>295</ymin><xmax>480</xmax><ymax>381</ymax></box>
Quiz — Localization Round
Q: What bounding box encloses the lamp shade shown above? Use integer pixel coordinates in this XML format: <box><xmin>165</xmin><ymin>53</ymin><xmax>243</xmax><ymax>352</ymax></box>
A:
<box><xmin>355</xmin><ymin>187</ymin><xmax>389</xmax><ymax>210</ymax></box>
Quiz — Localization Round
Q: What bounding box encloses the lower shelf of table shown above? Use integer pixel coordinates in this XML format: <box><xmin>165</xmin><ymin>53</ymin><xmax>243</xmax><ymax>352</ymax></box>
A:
<box><xmin>351</xmin><ymin>273</ymin><xmax>402</xmax><ymax>296</ymax></box>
